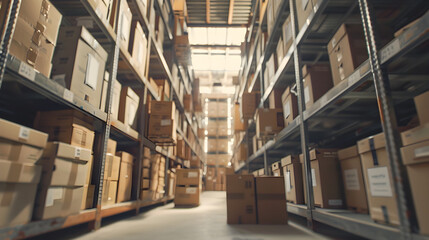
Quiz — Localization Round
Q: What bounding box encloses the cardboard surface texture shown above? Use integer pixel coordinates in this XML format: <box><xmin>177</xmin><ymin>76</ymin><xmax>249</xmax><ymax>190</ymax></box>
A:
<box><xmin>226</xmin><ymin>175</ymin><xmax>257</xmax><ymax>224</ymax></box>
<box><xmin>256</xmin><ymin>177</ymin><xmax>287</xmax><ymax>224</ymax></box>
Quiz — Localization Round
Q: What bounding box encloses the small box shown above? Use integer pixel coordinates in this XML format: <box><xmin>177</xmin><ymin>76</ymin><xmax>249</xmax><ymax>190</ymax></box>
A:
<box><xmin>241</xmin><ymin>92</ymin><xmax>260</xmax><ymax>119</ymax></box>
<box><xmin>256</xmin><ymin>108</ymin><xmax>284</xmax><ymax>138</ymax></box>
<box><xmin>217</xmin><ymin>101</ymin><xmax>229</xmax><ymax>117</ymax></box>
<box><xmin>269</xmin><ymin>89</ymin><xmax>283</xmax><ymax>109</ymax></box>
<box><xmin>118</xmin><ymin>87</ymin><xmax>140</xmax><ymax>130</ymax></box>
<box><xmin>104</xmin><ymin>154</ymin><xmax>121</xmax><ymax>181</ymax></box>
<box><xmin>338</xmin><ymin>145</ymin><xmax>368</xmax><ymax>213</ymax></box>
<box><xmin>271</xmin><ymin>161</ymin><xmax>282</xmax><ymax>176</ymax></box>
<box><xmin>414</xmin><ymin>91</ymin><xmax>429</xmax><ymax>125</ymax></box>
<box><xmin>302</xmin><ymin>64</ymin><xmax>333</xmax><ymax>109</ymax></box>
<box><xmin>281</xmin><ymin>155</ymin><xmax>304</xmax><ymax>204</ymax></box>
<box><xmin>358</xmin><ymin>133</ymin><xmax>399</xmax><ymax>225</ymax></box>
<box><xmin>141</xmin><ymin>179</ymin><xmax>150</xmax><ymax>189</ymax></box>
<box><xmin>143</xmin><ymin>158</ymin><xmax>151</xmax><ymax>168</ymax></box>
<box><xmin>258</xmin><ymin>168</ymin><xmax>265</xmax><ymax>176</ymax></box>
<box><xmin>35</xmin><ymin>186</ymin><xmax>84</xmax><ymax>220</ymax></box>
<box><xmin>102</xmin><ymin>180</ymin><xmax>118</xmax><ymax>206</ymax></box>
<box><xmin>142</xmin><ymin>168</ymin><xmax>150</xmax><ymax>178</ymax></box>
<box><xmin>184</xmin><ymin>94</ymin><xmax>193</xmax><ymax>112</ymax></box>
<box><xmin>256</xmin><ymin>177</ymin><xmax>287</xmax><ymax>224</ymax></box>
<box><xmin>226</xmin><ymin>175</ymin><xmax>257</xmax><ymax>224</ymax></box>
<box><xmin>167</xmin><ymin>172</ymin><xmax>176</xmax><ymax>197</ymax></box>
<box><xmin>0</xmin><ymin>118</ymin><xmax>48</xmax><ymax>164</ymax></box>
<box><xmin>174</xmin><ymin>186</ymin><xmax>200</xmax><ymax>206</ymax></box>
<box><xmin>81</xmin><ymin>184</ymin><xmax>95</xmax><ymax>210</ymax></box>
<box><xmin>328</xmin><ymin>24</ymin><xmax>367</xmax><ymax>86</ymax></box>
<box><xmin>129</xmin><ymin>20</ymin><xmax>148</xmax><ymax>78</ymax></box>
<box><xmin>116</xmin><ymin>152</ymin><xmax>133</xmax><ymax>203</ymax></box>
<box><xmin>176</xmin><ymin>169</ymin><xmax>201</xmax><ymax>186</ymax></box>
<box><xmin>282</xmin><ymin>86</ymin><xmax>299</xmax><ymax>127</ymax></box>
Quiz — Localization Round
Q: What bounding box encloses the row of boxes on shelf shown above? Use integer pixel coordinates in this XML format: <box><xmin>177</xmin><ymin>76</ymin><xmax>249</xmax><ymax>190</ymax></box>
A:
<box><xmin>205</xmin><ymin>167</ymin><xmax>234</xmax><ymax>191</ymax></box>
<box><xmin>227</xmin><ymin>175</ymin><xmax>287</xmax><ymax>224</ymax></box>
<box><xmin>174</xmin><ymin>169</ymin><xmax>202</xmax><ymax>207</ymax></box>
<box><xmin>206</xmin><ymin>153</ymin><xmax>231</xmax><ymax>167</ymax></box>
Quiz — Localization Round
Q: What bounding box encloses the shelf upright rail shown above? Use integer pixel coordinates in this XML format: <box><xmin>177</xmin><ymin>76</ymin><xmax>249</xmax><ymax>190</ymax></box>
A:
<box><xmin>91</xmin><ymin>0</ymin><xmax>123</xmax><ymax>230</ymax></box>
<box><xmin>357</xmin><ymin>0</ymin><xmax>412</xmax><ymax>239</ymax></box>
<box><xmin>0</xmin><ymin>0</ymin><xmax>20</xmax><ymax>88</ymax></box>
<box><xmin>289</xmin><ymin>0</ymin><xmax>315</xmax><ymax>229</ymax></box>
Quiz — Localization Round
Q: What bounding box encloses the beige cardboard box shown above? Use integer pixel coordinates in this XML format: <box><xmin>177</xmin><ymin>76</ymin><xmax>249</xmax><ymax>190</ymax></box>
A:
<box><xmin>129</xmin><ymin>20</ymin><xmax>148</xmax><ymax>79</ymax></box>
<box><xmin>141</xmin><ymin>179</ymin><xmax>150</xmax><ymax>189</ymax></box>
<box><xmin>282</xmin><ymin>86</ymin><xmax>299</xmax><ymax>127</ymax></box>
<box><xmin>167</xmin><ymin>172</ymin><xmax>176</xmax><ymax>198</ymax></box>
<box><xmin>155</xmin><ymin>80</ymin><xmax>171</xmax><ymax>101</ymax></box>
<box><xmin>226</xmin><ymin>175</ymin><xmax>257</xmax><ymax>224</ymax></box>
<box><xmin>401</xmin><ymin>124</ymin><xmax>429</xmax><ymax>234</ymax></box>
<box><xmin>116</xmin><ymin>152</ymin><xmax>133</xmax><ymax>203</ymax></box>
<box><xmin>281</xmin><ymin>155</ymin><xmax>304</xmax><ymax>204</ymax></box>
<box><xmin>142</xmin><ymin>168</ymin><xmax>150</xmax><ymax>179</ymax></box>
<box><xmin>234</xmin><ymin>104</ymin><xmax>248</xmax><ymax>131</ymax></box>
<box><xmin>117</xmin><ymin>0</ymin><xmax>132</xmax><ymax>53</ymax></box>
<box><xmin>414</xmin><ymin>91</ymin><xmax>429</xmax><ymax>125</ymax></box>
<box><xmin>118</xmin><ymin>87</ymin><xmax>140</xmax><ymax>130</ymax></box>
<box><xmin>176</xmin><ymin>169</ymin><xmax>201</xmax><ymax>186</ymax></box>
<box><xmin>0</xmin><ymin>118</ymin><xmax>48</xmax><ymax>164</ymax></box>
<box><xmin>81</xmin><ymin>184</ymin><xmax>95</xmax><ymax>210</ymax></box>
<box><xmin>269</xmin><ymin>89</ymin><xmax>283</xmax><ymax>109</ymax></box>
<box><xmin>241</xmin><ymin>92</ymin><xmax>260</xmax><ymax>119</ymax></box>
<box><xmin>174</xmin><ymin>186</ymin><xmax>200</xmax><ymax>206</ymax></box>
<box><xmin>177</xmin><ymin>139</ymin><xmax>186</xmax><ymax>159</ymax></box>
<box><xmin>256</xmin><ymin>108</ymin><xmax>284</xmax><ymax>138</ymax></box>
<box><xmin>302</xmin><ymin>64</ymin><xmax>333</xmax><ymax>109</ymax></box>
<box><xmin>140</xmin><ymin>189</ymin><xmax>150</xmax><ymax>201</ymax></box>
<box><xmin>104</xmin><ymin>154</ymin><xmax>121</xmax><ymax>181</ymax></box>
<box><xmin>36</xmin><ymin>186</ymin><xmax>84</xmax><ymax>220</ymax></box>
<box><xmin>258</xmin><ymin>168</ymin><xmax>265</xmax><ymax>176</ymax></box>
<box><xmin>358</xmin><ymin>133</ymin><xmax>399</xmax><ymax>225</ymax></box>
<box><xmin>0</xmin><ymin>160</ymin><xmax>41</xmax><ymax>227</ymax></box>
<box><xmin>52</xmin><ymin>26</ymin><xmax>107</xmax><ymax>108</ymax></box>
<box><xmin>256</xmin><ymin>177</ymin><xmax>287</xmax><ymax>224</ymax></box>
<box><xmin>295</xmin><ymin>0</ymin><xmax>314</xmax><ymax>31</ymax></box>
<box><xmin>142</xmin><ymin>158</ymin><xmax>150</xmax><ymax>168</ymax></box>
<box><xmin>282</xmin><ymin>16</ymin><xmax>293</xmax><ymax>54</ymax></box>
<box><xmin>328</xmin><ymin>24</ymin><xmax>367</xmax><ymax>86</ymax></box>
<box><xmin>217</xmin><ymin>101</ymin><xmax>229</xmax><ymax>117</ymax></box>
<box><xmin>102</xmin><ymin>180</ymin><xmax>118</xmax><ymax>206</ymax></box>
<box><xmin>100</xmin><ymin>74</ymin><xmax>122</xmax><ymax>117</ymax></box>
<box><xmin>106</xmin><ymin>139</ymin><xmax>117</xmax><ymax>155</ymax></box>
<box><xmin>338</xmin><ymin>145</ymin><xmax>368</xmax><ymax>213</ymax></box>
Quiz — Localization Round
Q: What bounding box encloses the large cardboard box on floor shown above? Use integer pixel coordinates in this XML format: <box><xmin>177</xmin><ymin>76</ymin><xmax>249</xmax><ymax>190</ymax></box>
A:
<box><xmin>328</xmin><ymin>24</ymin><xmax>367</xmax><ymax>86</ymax></box>
<box><xmin>358</xmin><ymin>133</ymin><xmax>399</xmax><ymax>225</ymax></box>
<box><xmin>0</xmin><ymin>160</ymin><xmax>42</xmax><ymax>227</ymax></box>
<box><xmin>0</xmin><ymin>118</ymin><xmax>48</xmax><ymax>164</ymax></box>
<box><xmin>226</xmin><ymin>175</ymin><xmax>257</xmax><ymax>224</ymax></box>
<box><xmin>338</xmin><ymin>145</ymin><xmax>368</xmax><ymax>213</ymax></box>
<box><xmin>256</xmin><ymin>109</ymin><xmax>284</xmax><ymax>138</ymax></box>
<box><xmin>174</xmin><ymin>186</ymin><xmax>201</xmax><ymax>206</ymax></box>
<box><xmin>256</xmin><ymin>177</ymin><xmax>287</xmax><ymax>224</ymax></box>
<box><xmin>414</xmin><ymin>91</ymin><xmax>429</xmax><ymax>125</ymax></box>
<box><xmin>176</xmin><ymin>169</ymin><xmax>201</xmax><ymax>186</ymax></box>
<box><xmin>401</xmin><ymin>124</ymin><xmax>429</xmax><ymax>234</ymax></box>
<box><xmin>281</xmin><ymin>155</ymin><xmax>304</xmax><ymax>204</ymax></box>
<box><xmin>241</xmin><ymin>92</ymin><xmax>260</xmax><ymax>120</ymax></box>
<box><xmin>52</xmin><ymin>26</ymin><xmax>107</xmax><ymax>108</ymax></box>
<box><xmin>33</xmin><ymin>142</ymin><xmax>91</xmax><ymax>220</ymax></box>
<box><xmin>282</xmin><ymin>86</ymin><xmax>299</xmax><ymax>127</ymax></box>
<box><xmin>116</xmin><ymin>152</ymin><xmax>134</xmax><ymax>203</ymax></box>
<box><xmin>302</xmin><ymin>64</ymin><xmax>333</xmax><ymax>109</ymax></box>
<box><xmin>118</xmin><ymin>87</ymin><xmax>140</xmax><ymax>130</ymax></box>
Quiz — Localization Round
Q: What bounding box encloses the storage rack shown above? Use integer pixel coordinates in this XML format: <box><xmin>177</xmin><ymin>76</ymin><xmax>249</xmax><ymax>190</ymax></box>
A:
<box><xmin>233</xmin><ymin>0</ymin><xmax>429</xmax><ymax>239</ymax></box>
<box><xmin>0</xmin><ymin>0</ymin><xmax>204</xmax><ymax>239</ymax></box>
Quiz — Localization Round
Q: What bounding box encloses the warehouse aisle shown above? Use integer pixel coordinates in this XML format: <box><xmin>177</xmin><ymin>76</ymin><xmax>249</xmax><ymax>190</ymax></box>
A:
<box><xmin>74</xmin><ymin>192</ymin><xmax>329</xmax><ymax>240</ymax></box>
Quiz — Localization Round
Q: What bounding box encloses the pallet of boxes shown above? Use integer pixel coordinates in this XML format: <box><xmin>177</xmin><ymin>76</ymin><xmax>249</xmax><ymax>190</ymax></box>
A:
<box><xmin>174</xmin><ymin>169</ymin><xmax>202</xmax><ymax>207</ymax></box>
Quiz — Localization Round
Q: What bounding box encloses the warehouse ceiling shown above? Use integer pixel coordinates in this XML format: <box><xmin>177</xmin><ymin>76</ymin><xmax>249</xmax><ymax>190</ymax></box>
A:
<box><xmin>186</xmin><ymin>0</ymin><xmax>254</xmax><ymax>26</ymax></box>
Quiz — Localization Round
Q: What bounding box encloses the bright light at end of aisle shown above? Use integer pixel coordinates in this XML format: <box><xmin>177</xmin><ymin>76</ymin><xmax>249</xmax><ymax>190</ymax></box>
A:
<box><xmin>204</xmin><ymin>137</ymin><xmax>208</xmax><ymax>153</ymax></box>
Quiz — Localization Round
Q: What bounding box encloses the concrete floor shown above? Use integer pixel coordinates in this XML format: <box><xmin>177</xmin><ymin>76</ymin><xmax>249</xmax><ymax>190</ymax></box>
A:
<box><xmin>72</xmin><ymin>191</ymin><xmax>330</xmax><ymax>240</ymax></box>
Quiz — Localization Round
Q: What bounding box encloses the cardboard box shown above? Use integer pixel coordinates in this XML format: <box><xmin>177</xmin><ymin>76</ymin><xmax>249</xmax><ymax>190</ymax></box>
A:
<box><xmin>167</xmin><ymin>172</ymin><xmax>176</xmax><ymax>197</ymax></box>
<box><xmin>234</xmin><ymin>104</ymin><xmax>248</xmax><ymax>131</ymax></box>
<box><xmin>357</xmin><ymin>133</ymin><xmax>399</xmax><ymax>225</ymax></box>
<box><xmin>150</xmin><ymin>101</ymin><xmax>175</xmax><ymax>117</ymax></box>
<box><xmin>141</xmin><ymin>179</ymin><xmax>150</xmax><ymax>189</ymax></box>
<box><xmin>276</xmin><ymin>36</ymin><xmax>284</xmax><ymax>66</ymax></box>
<box><xmin>302</xmin><ymin>64</ymin><xmax>333</xmax><ymax>109</ymax></box>
<box><xmin>104</xmin><ymin>154</ymin><xmax>121</xmax><ymax>181</ymax></box>
<box><xmin>338</xmin><ymin>145</ymin><xmax>368</xmax><ymax>212</ymax></box>
<box><xmin>148</xmin><ymin>115</ymin><xmax>176</xmax><ymax>142</ymax></box>
<box><xmin>269</xmin><ymin>89</ymin><xmax>283</xmax><ymax>109</ymax></box>
<box><xmin>174</xmin><ymin>186</ymin><xmax>200</xmax><ymax>206</ymax></box>
<box><xmin>258</xmin><ymin>168</ymin><xmax>265</xmax><ymax>176</ymax></box>
<box><xmin>142</xmin><ymin>168</ymin><xmax>150</xmax><ymax>178</ymax></box>
<box><xmin>155</xmin><ymin>80</ymin><xmax>171</xmax><ymax>101</ymax></box>
<box><xmin>176</xmin><ymin>169</ymin><xmax>201</xmax><ymax>186</ymax></box>
<box><xmin>116</xmin><ymin>152</ymin><xmax>133</xmax><ymax>203</ymax></box>
<box><xmin>0</xmin><ymin>118</ymin><xmax>48</xmax><ymax>164</ymax></box>
<box><xmin>102</xmin><ymin>180</ymin><xmax>118</xmax><ymax>206</ymax></box>
<box><xmin>226</xmin><ymin>175</ymin><xmax>257</xmax><ymax>224</ymax></box>
<box><xmin>256</xmin><ymin>177</ymin><xmax>287</xmax><ymax>224</ymax></box>
<box><xmin>100</xmin><ymin>76</ymin><xmax>121</xmax><ymax>117</ymax></box>
<box><xmin>143</xmin><ymin>158</ymin><xmax>150</xmax><ymax>168</ymax></box>
<box><xmin>218</xmin><ymin>101</ymin><xmax>229</xmax><ymax>117</ymax></box>
<box><xmin>328</xmin><ymin>24</ymin><xmax>367</xmax><ymax>86</ymax></box>
<box><xmin>117</xmin><ymin>0</ymin><xmax>132</xmax><ymax>52</ymax></box>
<box><xmin>281</xmin><ymin>155</ymin><xmax>304</xmax><ymax>204</ymax></box>
<box><xmin>241</xmin><ymin>92</ymin><xmax>260</xmax><ymax>119</ymax></box>
<box><xmin>207</xmin><ymin>138</ymin><xmax>217</xmax><ymax>153</ymax></box>
<box><xmin>129</xmin><ymin>20</ymin><xmax>148</xmax><ymax>78</ymax></box>
<box><xmin>400</xmin><ymin>124</ymin><xmax>429</xmax><ymax>234</ymax></box>
<box><xmin>0</xmin><ymin>160</ymin><xmax>41</xmax><ymax>227</ymax></box>
<box><xmin>107</xmin><ymin>139</ymin><xmax>117</xmax><ymax>155</ymax></box>
<box><xmin>140</xmin><ymin>189</ymin><xmax>150</xmax><ymax>201</ymax></box>
<box><xmin>36</xmin><ymin>186</ymin><xmax>84</xmax><ymax>220</ymax></box>
<box><xmin>295</xmin><ymin>0</ymin><xmax>314</xmax><ymax>31</ymax></box>
<box><xmin>81</xmin><ymin>184</ymin><xmax>95</xmax><ymax>210</ymax></box>
<box><xmin>271</xmin><ymin>161</ymin><xmax>282</xmax><ymax>176</ymax></box>
<box><xmin>282</xmin><ymin>16</ymin><xmax>293</xmax><ymax>54</ymax></box>
<box><xmin>118</xmin><ymin>87</ymin><xmax>140</xmax><ymax>130</ymax></box>
<box><xmin>256</xmin><ymin>108</ymin><xmax>284</xmax><ymax>138</ymax></box>
<box><xmin>282</xmin><ymin>86</ymin><xmax>299</xmax><ymax>127</ymax></box>
<box><xmin>184</xmin><ymin>94</ymin><xmax>193</xmax><ymax>112</ymax></box>
<box><xmin>37</xmin><ymin>123</ymin><xmax>95</xmax><ymax>151</ymax></box>
<box><xmin>217</xmin><ymin>119</ymin><xmax>229</xmax><ymax>136</ymax></box>
<box><xmin>52</xmin><ymin>26</ymin><xmax>107</xmax><ymax>108</ymax></box>
<box><xmin>414</xmin><ymin>91</ymin><xmax>429</xmax><ymax>125</ymax></box>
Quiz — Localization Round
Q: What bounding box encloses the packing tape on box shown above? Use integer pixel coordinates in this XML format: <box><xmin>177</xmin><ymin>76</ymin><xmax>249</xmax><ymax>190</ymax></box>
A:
<box><xmin>257</xmin><ymin>193</ymin><xmax>285</xmax><ymax>200</ymax></box>
<box><xmin>68</xmin><ymin>162</ymin><xmax>79</xmax><ymax>186</ymax></box>
<box><xmin>369</xmin><ymin>138</ymin><xmax>379</xmax><ymax>166</ymax></box>
<box><xmin>63</xmin><ymin>188</ymin><xmax>73</xmax><ymax>211</ymax></box>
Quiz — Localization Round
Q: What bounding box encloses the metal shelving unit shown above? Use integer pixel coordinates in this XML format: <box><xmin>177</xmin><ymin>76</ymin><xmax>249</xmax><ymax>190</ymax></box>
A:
<box><xmin>0</xmin><ymin>0</ymin><xmax>203</xmax><ymax>238</ymax></box>
<box><xmin>234</xmin><ymin>0</ymin><xmax>429</xmax><ymax>238</ymax></box>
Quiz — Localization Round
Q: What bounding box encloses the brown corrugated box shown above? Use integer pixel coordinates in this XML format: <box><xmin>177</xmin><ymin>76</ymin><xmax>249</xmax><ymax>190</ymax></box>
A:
<box><xmin>281</xmin><ymin>86</ymin><xmax>299</xmax><ymax>127</ymax></box>
<box><xmin>256</xmin><ymin>177</ymin><xmax>287</xmax><ymax>224</ymax></box>
<box><xmin>100</xmin><ymin>76</ymin><xmax>121</xmax><ymax>117</ymax></box>
<box><xmin>81</xmin><ymin>184</ymin><xmax>95</xmax><ymax>210</ymax></box>
<box><xmin>226</xmin><ymin>175</ymin><xmax>257</xmax><ymax>224</ymax></box>
<box><xmin>401</xmin><ymin>124</ymin><xmax>429</xmax><ymax>234</ymax></box>
<box><xmin>256</xmin><ymin>108</ymin><xmax>284</xmax><ymax>138</ymax></box>
<box><xmin>0</xmin><ymin>118</ymin><xmax>48</xmax><ymax>164</ymax></box>
<box><xmin>117</xmin><ymin>0</ymin><xmax>132</xmax><ymax>53</ymax></box>
<box><xmin>282</xmin><ymin>16</ymin><xmax>293</xmax><ymax>54</ymax></box>
<box><xmin>116</xmin><ymin>152</ymin><xmax>133</xmax><ymax>203</ymax></box>
<box><xmin>281</xmin><ymin>155</ymin><xmax>304</xmax><ymax>204</ymax></box>
<box><xmin>142</xmin><ymin>168</ymin><xmax>150</xmax><ymax>179</ymax></box>
<box><xmin>302</xmin><ymin>64</ymin><xmax>333</xmax><ymax>109</ymax></box>
<box><xmin>269</xmin><ymin>89</ymin><xmax>283</xmax><ymax>109</ymax></box>
<box><xmin>107</xmin><ymin>139</ymin><xmax>117</xmax><ymax>155</ymax></box>
<box><xmin>128</xmin><ymin>20</ymin><xmax>148</xmax><ymax>78</ymax></box>
<box><xmin>150</xmin><ymin>100</ymin><xmax>175</xmax><ymax>116</ymax></box>
<box><xmin>118</xmin><ymin>87</ymin><xmax>140</xmax><ymax>130</ymax></box>
<box><xmin>174</xmin><ymin>186</ymin><xmax>200</xmax><ymax>206</ymax></box>
<box><xmin>357</xmin><ymin>133</ymin><xmax>399</xmax><ymax>225</ymax></box>
<box><xmin>176</xmin><ymin>169</ymin><xmax>201</xmax><ymax>185</ymax></box>
<box><xmin>0</xmin><ymin>160</ymin><xmax>41</xmax><ymax>227</ymax></box>
<box><xmin>414</xmin><ymin>91</ymin><xmax>429</xmax><ymax>125</ymax></box>
<box><xmin>154</xmin><ymin>80</ymin><xmax>171</xmax><ymax>101</ymax></box>
<box><xmin>295</xmin><ymin>0</ymin><xmax>314</xmax><ymax>31</ymax></box>
<box><xmin>36</xmin><ymin>186</ymin><xmax>84</xmax><ymax>220</ymax></box>
<box><xmin>241</xmin><ymin>92</ymin><xmax>260</xmax><ymax>119</ymax></box>
<box><xmin>338</xmin><ymin>145</ymin><xmax>368</xmax><ymax>213</ymax></box>
<box><xmin>234</xmin><ymin>103</ymin><xmax>248</xmax><ymax>131</ymax></box>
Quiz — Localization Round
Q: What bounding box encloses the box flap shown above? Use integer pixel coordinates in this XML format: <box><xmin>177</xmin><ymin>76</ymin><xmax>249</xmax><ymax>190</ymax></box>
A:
<box><xmin>357</xmin><ymin>132</ymin><xmax>386</xmax><ymax>154</ymax></box>
<box><xmin>338</xmin><ymin>145</ymin><xmax>359</xmax><ymax>160</ymax></box>
<box><xmin>0</xmin><ymin>118</ymin><xmax>48</xmax><ymax>149</ymax></box>
<box><xmin>0</xmin><ymin>159</ymin><xmax>41</xmax><ymax>183</ymax></box>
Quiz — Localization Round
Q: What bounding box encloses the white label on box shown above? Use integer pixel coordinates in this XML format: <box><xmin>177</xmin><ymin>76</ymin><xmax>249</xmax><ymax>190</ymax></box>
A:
<box><xmin>19</xmin><ymin>127</ymin><xmax>30</xmax><ymax>140</ymax></box>
<box><xmin>160</xmin><ymin>119</ymin><xmax>172</xmax><ymax>126</ymax></box>
<box><xmin>18</xmin><ymin>61</ymin><xmax>36</xmax><ymax>81</ymax></box>
<box><xmin>265</xmin><ymin>126</ymin><xmax>273</xmax><ymax>132</ymax></box>
<box><xmin>45</xmin><ymin>188</ymin><xmax>63</xmax><ymax>207</ymax></box>
<box><xmin>75</xmin><ymin>147</ymin><xmax>81</xmax><ymax>158</ymax></box>
<box><xmin>188</xmin><ymin>172</ymin><xmax>198</xmax><ymax>178</ymax></box>
<box><xmin>285</xmin><ymin>171</ymin><xmax>292</xmax><ymax>193</ymax></box>
<box><xmin>283</xmin><ymin>100</ymin><xmax>291</xmax><ymax>118</ymax></box>
<box><xmin>85</xmin><ymin>53</ymin><xmax>100</xmax><ymax>90</ymax></box>
<box><xmin>186</xmin><ymin>187</ymin><xmax>197</xmax><ymax>194</ymax></box>
<box><xmin>344</xmin><ymin>168</ymin><xmax>360</xmax><ymax>190</ymax></box>
<box><xmin>304</xmin><ymin>86</ymin><xmax>310</xmax><ymax>104</ymax></box>
<box><xmin>367</xmin><ymin>167</ymin><xmax>393</xmax><ymax>197</ymax></box>
<box><xmin>414</xmin><ymin>146</ymin><xmax>429</xmax><ymax>158</ymax></box>
<box><xmin>63</xmin><ymin>89</ymin><xmax>74</xmax><ymax>103</ymax></box>
<box><xmin>380</xmin><ymin>38</ymin><xmax>400</xmax><ymax>64</ymax></box>
<box><xmin>311</xmin><ymin>168</ymin><xmax>317</xmax><ymax>187</ymax></box>
<box><xmin>328</xmin><ymin>199</ymin><xmax>343</xmax><ymax>206</ymax></box>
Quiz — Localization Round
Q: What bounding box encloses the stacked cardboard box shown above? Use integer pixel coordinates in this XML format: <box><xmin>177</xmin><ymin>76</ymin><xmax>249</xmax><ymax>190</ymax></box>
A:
<box><xmin>241</xmin><ymin>92</ymin><xmax>260</xmax><ymax>120</ymax></box>
<box><xmin>175</xmin><ymin>169</ymin><xmax>202</xmax><ymax>206</ymax></box>
<box><xmin>102</xmin><ymin>153</ymin><xmax>121</xmax><ymax>206</ymax></box>
<box><xmin>8</xmin><ymin>0</ymin><xmax>62</xmax><ymax>77</ymax></box>
<box><xmin>116</xmin><ymin>152</ymin><xmax>134</xmax><ymax>203</ymax></box>
<box><xmin>302</xmin><ymin>64</ymin><xmax>333</xmax><ymax>109</ymax></box>
<box><xmin>34</xmin><ymin>142</ymin><xmax>91</xmax><ymax>220</ymax></box>
<box><xmin>234</xmin><ymin>103</ymin><xmax>248</xmax><ymax>132</ymax></box>
<box><xmin>271</xmin><ymin>161</ymin><xmax>282</xmax><ymax>176</ymax></box>
<box><xmin>205</xmin><ymin>167</ymin><xmax>229</xmax><ymax>191</ymax></box>
<box><xmin>281</xmin><ymin>155</ymin><xmax>304</xmax><ymax>204</ymax></box>
<box><xmin>100</xmin><ymin>73</ymin><xmax>122</xmax><ymax>119</ymax></box>
<box><xmin>0</xmin><ymin>119</ymin><xmax>48</xmax><ymax>227</ymax></box>
<box><xmin>167</xmin><ymin>170</ymin><xmax>176</xmax><ymax>198</ymax></box>
<box><xmin>282</xmin><ymin>86</ymin><xmax>298</xmax><ymax>127</ymax></box>
<box><xmin>118</xmin><ymin>87</ymin><xmax>140</xmax><ymax>130</ymax></box>
<box><xmin>140</xmin><ymin>147</ymin><xmax>151</xmax><ymax>201</ymax></box>
<box><xmin>148</xmin><ymin>101</ymin><xmax>177</xmax><ymax>143</ymax></box>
